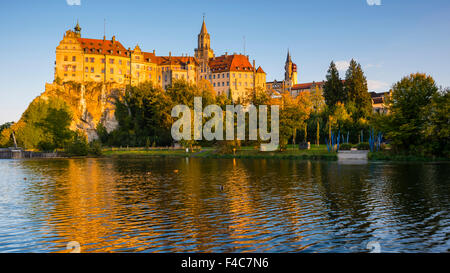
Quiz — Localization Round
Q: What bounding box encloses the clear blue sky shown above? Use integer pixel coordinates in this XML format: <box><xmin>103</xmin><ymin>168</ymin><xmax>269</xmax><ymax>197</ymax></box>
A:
<box><xmin>1</xmin><ymin>0</ymin><xmax>449</xmax><ymax>124</ymax></box>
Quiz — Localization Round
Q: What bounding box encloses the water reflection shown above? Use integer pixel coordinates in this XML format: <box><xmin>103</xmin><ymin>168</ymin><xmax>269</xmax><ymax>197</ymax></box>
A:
<box><xmin>0</xmin><ymin>158</ymin><xmax>449</xmax><ymax>253</ymax></box>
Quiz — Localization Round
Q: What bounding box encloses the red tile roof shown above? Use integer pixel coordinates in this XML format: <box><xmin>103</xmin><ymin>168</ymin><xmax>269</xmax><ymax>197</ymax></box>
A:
<box><xmin>292</xmin><ymin>81</ymin><xmax>324</xmax><ymax>90</ymax></box>
<box><xmin>78</xmin><ymin>38</ymin><xmax>128</xmax><ymax>57</ymax></box>
<box><xmin>209</xmin><ymin>54</ymin><xmax>256</xmax><ymax>73</ymax></box>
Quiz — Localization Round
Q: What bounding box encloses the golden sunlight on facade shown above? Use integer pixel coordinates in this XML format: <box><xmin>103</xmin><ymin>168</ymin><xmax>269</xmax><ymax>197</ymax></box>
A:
<box><xmin>54</xmin><ymin>20</ymin><xmax>266</xmax><ymax>102</ymax></box>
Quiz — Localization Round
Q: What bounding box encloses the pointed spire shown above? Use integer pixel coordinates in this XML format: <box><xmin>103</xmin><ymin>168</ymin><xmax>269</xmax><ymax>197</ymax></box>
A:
<box><xmin>74</xmin><ymin>20</ymin><xmax>81</xmax><ymax>32</ymax></box>
<box><xmin>200</xmin><ymin>15</ymin><xmax>208</xmax><ymax>34</ymax></box>
<box><xmin>286</xmin><ymin>49</ymin><xmax>292</xmax><ymax>63</ymax></box>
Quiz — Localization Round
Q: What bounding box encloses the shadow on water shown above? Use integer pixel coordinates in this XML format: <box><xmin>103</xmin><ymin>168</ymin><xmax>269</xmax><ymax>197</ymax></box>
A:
<box><xmin>0</xmin><ymin>157</ymin><xmax>448</xmax><ymax>253</ymax></box>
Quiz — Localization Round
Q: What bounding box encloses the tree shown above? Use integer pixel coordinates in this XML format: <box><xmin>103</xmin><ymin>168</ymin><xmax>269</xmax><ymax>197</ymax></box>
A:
<box><xmin>277</xmin><ymin>92</ymin><xmax>312</xmax><ymax>150</ymax></box>
<box><xmin>0</xmin><ymin>97</ymin><xmax>74</xmax><ymax>150</ymax></box>
<box><xmin>323</xmin><ymin>61</ymin><xmax>345</xmax><ymax>108</ymax></box>
<box><xmin>344</xmin><ymin>59</ymin><xmax>372</xmax><ymax>120</ymax></box>
<box><xmin>424</xmin><ymin>88</ymin><xmax>450</xmax><ymax>157</ymax></box>
<box><xmin>381</xmin><ymin>73</ymin><xmax>439</xmax><ymax>154</ymax></box>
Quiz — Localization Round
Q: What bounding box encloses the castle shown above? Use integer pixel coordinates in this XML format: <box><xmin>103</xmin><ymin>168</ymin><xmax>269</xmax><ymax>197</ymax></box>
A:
<box><xmin>54</xmin><ymin>19</ymin><xmax>266</xmax><ymax>102</ymax></box>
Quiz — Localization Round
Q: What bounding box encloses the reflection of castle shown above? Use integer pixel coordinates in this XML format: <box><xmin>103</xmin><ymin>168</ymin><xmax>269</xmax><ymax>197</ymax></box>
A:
<box><xmin>54</xmin><ymin>19</ymin><xmax>266</xmax><ymax>102</ymax></box>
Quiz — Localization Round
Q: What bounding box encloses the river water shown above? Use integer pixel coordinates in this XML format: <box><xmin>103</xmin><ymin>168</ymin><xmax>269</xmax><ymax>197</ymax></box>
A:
<box><xmin>0</xmin><ymin>157</ymin><xmax>449</xmax><ymax>253</ymax></box>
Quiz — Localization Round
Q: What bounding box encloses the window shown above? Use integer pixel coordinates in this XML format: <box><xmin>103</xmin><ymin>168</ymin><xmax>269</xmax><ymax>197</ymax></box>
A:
<box><xmin>127</xmin><ymin>61</ymin><xmax>130</xmax><ymax>66</ymax></box>
<box><xmin>227</xmin><ymin>82</ymin><xmax>229</xmax><ymax>86</ymax></box>
<box><xmin>213</xmin><ymin>75</ymin><xmax>215</xmax><ymax>79</ymax></box>
<box><xmin>239</xmin><ymin>74</ymin><xmax>241</xmax><ymax>78</ymax></box>
<box><xmin>90</xmin><ymin>58</ymin><xmax>95</xmax><ymax>63</ymax></box>
<box><xmin>109</xmin><ymin>59</ymin><xmax>114</xmax><ymax>64</ymax></box>
<box><xmin>72</xmin><ymin>66</ymin><xmax>76</xmax><ymax>72</ymax></box>
<box><xmin>85</xmin><ymin>67</ymin><xmax>88</xmax><ymax>73</ymax></box>
<box><xmin>119</xmin><ymin>60</ymin><xmax>122</xmax><ymax>65</ymax></box>
<box><xmin>213</xmin><ymin>83</ymin><xmax>216</xmax><ymax>87</ymax></box>
<box><xmin>227</xmin><ymin>73</ymin><xmax>229</xmax><ymax>78</ymax></box>
<box><xmin>72</xmin><ymin>56</ymin><xmax>76</xmax><ymax>62</ymax></box>
<box><xmin>64</xmin><ymin>56</ymin><xmax>68</xmax><ymax>61</ymax></box>
<box><xmin>119</xmin><ymin>69</ymin><xmax>122</xmax><ymax>75</ymax></box>
<box><xmin>222</xmin><ymin>82</ymin><xmax>225</xmax><ymax>86</ymax></box>
<box><xmin>64</xmin><ymin>65</ymin><xmax>68</xmax><ymax>72</ymax></box>
<box><xmin>85</xmin><ymin>57</ymin><xmax>88</xmax><ymax>62</ymax></box>
<box><xmin>91</xmin><ymin>67</ymin><xmax>94</xmax><ymax>73</ymax></box>
<box><xmin>110</xmin><ymin>68</ymin><xmax>114</xmax><ymax>74</ymax></box>
<box><xmin>101</xmin><ymin>69</ymin><xmax>105</xmax><ymax>74</ymax></box>
<box><xmin>101</xmin><ymin>58</ymin><xmax>105</xmax><ymax>63</ymax></box>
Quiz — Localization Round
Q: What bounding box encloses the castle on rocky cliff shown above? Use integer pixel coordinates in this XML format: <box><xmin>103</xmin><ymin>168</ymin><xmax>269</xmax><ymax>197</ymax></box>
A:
<box><xmin>54</xmin><ymin>19</ymin><xmax>266</xmax><ymax>102</ymax></box>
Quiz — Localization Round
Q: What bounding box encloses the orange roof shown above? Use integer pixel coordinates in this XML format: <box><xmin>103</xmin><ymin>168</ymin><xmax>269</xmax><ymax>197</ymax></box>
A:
<box><xmin>256</xmin><ymin>66</ymin><xmax>265</xmax><ymax>74</ymax></box>
<box><xmin>78</xmin><ymin>38</ymin><xmax>128</xmax><ymax>57</ymax></box>
<box><xmin>142</xmin><ymin>52</ymin><xmax>198</xmax><ymax>66</ymax></box>
<box><xmin>292</xmin><ymin>81</ymin><xmax>325</xmax><ymax>90</ymax></box>
<box><xmin>209</xmin><ymin>54</ymin><xmax>256</xmax><ymax>73</ymax></box>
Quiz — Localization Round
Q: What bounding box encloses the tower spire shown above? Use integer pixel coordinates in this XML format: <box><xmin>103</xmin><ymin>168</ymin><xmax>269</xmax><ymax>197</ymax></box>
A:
<box><xmin>74</xmin><ymin>20</ymin><xmax>81</xmax><ymax>37</ymax></box>
<box><xmin>286</xmin><ymin>49</ymin><xmax>292</xmax><ymax>63</ymax></box>
<box><xmin>200</xmin><ymin>14</ymin><xmax>207</xmax><ymax>34</ymax></box>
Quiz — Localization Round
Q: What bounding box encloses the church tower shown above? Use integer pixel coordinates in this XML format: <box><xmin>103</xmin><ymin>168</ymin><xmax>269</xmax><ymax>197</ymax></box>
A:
<box><xmin>284</xmin><ymin>50</ymin><xmax>298</xmax><ymax>88</ymax></box>
<box><xmin>194</xmin><ymin>17</ymin><xmax>214</xmax><ymax>64</ymax></box>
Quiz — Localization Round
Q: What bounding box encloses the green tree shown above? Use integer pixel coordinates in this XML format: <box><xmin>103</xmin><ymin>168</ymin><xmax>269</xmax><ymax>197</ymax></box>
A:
<box><xmin>423</xmin><ymin>88</ymin><xmax>449</xmax><ymax>157</ymax></box>
<box><xmin>381</xmin><ymin>73</ymin><xmax>439</xmax><ymax>154</ymax></box>
<box><xmin>344</xmin><ymin>59</ymin><xmax>372</xmax><ymax>120</ymax></box>
<box><xmin>323</xmin><ymin>61</ymin><xmax>345</xmax><ymax>108</ymax></box>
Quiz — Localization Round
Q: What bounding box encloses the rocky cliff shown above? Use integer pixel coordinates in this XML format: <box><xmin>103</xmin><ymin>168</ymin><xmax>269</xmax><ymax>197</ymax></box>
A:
<box><xmin>39</xmin><ymin>81</ymin><xmax>123</xmax><ymax>141</ymax></box>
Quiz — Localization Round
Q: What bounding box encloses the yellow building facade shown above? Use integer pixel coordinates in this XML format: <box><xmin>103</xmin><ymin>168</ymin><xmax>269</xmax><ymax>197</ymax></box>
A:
<box><xmin>54</xmin><ymin>20</ymin><xmax>266</xmax><ymax>101</ymax></box>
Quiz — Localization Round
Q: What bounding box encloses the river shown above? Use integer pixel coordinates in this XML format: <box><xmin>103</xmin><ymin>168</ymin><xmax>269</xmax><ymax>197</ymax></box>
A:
<box><xmin>0</xmin><ymin>157</ymin><xmax>449</xmax><ymax>253</ymax></box>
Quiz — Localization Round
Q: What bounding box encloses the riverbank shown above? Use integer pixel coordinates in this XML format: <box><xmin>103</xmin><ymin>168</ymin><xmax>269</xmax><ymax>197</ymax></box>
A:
<box><xmin>103</xmin><ymin>145</ymin><xmax>338</xmax><ymax>160</ymax></box>
<box><xmin>368</xmin><ymin>151</ymin><xmax>449</xmax><ymax>162</ymax></box>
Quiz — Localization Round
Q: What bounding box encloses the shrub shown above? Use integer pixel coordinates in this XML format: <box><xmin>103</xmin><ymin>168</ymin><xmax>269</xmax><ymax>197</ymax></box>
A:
<box><xmin>65</xmin><ymin>132</ymin><xmax>88</xmax><ymax>156</ymax></box>
<box><xmin>356</xmin><ymin>142</ymin><xmax>370</xmax><ymax>150</ymax></box>
<box><xmin>89</xmin><ymin>140</ymin><xmax>103</xmax><ymax>156</ymax></box>
<box><xmin>339</xmin><ymin>143</ymin><xmax>352</xmax><ymax>151</ymax></box>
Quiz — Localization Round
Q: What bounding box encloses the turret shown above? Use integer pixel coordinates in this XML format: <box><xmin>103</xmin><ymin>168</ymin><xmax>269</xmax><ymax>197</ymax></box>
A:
<box><xmin>74</xmin><ymin>20</ymin><xmax>81</xmax><ymax>37</ymax></box>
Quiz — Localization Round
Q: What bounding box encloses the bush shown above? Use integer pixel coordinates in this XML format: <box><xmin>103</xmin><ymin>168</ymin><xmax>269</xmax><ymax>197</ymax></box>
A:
<box><xmin>89</xmin><ymin>140</ymin><xmax>103</xmax><ymax>156</ymax></box>
<box><xmin>339</xmin><ymin>143</ymin><xmax>352</xmax><ymax>151</ymax></box>
<box><xmin>356</xmin><ymin>142</ymin><xmax>370</xmax><ymax>150</ymax></box>
<box><xmin>65</xmin><ymin>132</ymin><xmax>88</xmax><ymax>156</ymax></box>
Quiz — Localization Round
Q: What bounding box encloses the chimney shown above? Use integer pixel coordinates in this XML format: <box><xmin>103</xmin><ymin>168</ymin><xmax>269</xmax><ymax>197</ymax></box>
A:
<box><xmin>153</xmin><ymin>49</ymin><xmax>155</xmax><ymax>55</ymax></box>
<box><xmin>225</xmin><ymin>52</ymin><xmax>228</xmax><ymax>56</ymax></box>
<box><xmin>112</xmin><ymin>36</ymin><xmax>116</xmax><ymax>43</ymax></box>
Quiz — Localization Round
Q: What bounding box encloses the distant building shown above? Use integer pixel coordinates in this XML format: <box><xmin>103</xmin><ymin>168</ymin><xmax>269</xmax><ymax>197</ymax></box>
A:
<box><xmin>291</xmin><ymin>81</ymin><xmax>325</xmax><ymax>98</ymax></box>
<box><xmin>266</xmin><ymin>50</ymin><xmax>298</xmax><ymax>96</ymax></box>
<box><xmin>54</xmin><ymin>19</ymin><xmax>266</xmax><ymax>102</ymax></box>
<box><xmin>371</xmin><ymin>91</ymin><xmax>391</xmax><ymax>114</ymax></box>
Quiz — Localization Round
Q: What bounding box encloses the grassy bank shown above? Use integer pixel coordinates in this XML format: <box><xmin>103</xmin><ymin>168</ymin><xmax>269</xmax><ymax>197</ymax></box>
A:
<box><xmin>368</xmin><ymin>151</ymin><xmax>449</xmax><ymax>162</ymax></box>
<box><xmin>102</xmin><ymin>145</ymin><xmax>338</xmax><ymax>160</ymax></box>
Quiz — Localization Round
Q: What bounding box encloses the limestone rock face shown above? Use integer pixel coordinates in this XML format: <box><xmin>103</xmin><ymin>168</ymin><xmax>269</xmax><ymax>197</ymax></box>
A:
<box><xmin>42</xmin><ymin>82</ymin><xmax>123</xmax><ymax>141</ymax></box>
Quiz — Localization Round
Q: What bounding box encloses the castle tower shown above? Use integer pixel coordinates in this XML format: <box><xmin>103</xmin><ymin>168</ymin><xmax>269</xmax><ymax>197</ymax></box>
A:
<box><xmin>194</xmin><ymin>16</ymin><xmax>214</xmax><ymax>64</ymax></box>
<box><xmin>284</xmin><ymin>50</ymin><xmax>298</xmax><ymax>88</ymax></box>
